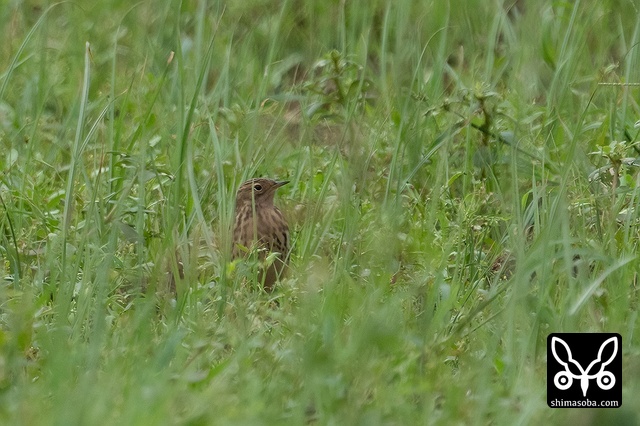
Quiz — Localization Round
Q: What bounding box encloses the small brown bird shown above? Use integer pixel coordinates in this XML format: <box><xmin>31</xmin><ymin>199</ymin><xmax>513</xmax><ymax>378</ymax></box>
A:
<box><xmin>232</xmin><ymin>178</ymin><xmax>290</xmax><ymax>290</ymax></box>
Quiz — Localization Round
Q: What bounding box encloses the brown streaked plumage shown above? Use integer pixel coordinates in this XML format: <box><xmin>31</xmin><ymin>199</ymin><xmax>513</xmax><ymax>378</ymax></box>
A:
<box><xmin>232</xmin><ymin>178</ymin><xmax>290</xmax><ymax>290</ymax></box>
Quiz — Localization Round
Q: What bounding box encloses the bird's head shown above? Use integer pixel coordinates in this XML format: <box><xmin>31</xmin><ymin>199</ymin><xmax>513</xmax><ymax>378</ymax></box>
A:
<box><xmin>235</xmin><ymin>178</ymin><xmax>288</xmax><ymax>209</ymax></box>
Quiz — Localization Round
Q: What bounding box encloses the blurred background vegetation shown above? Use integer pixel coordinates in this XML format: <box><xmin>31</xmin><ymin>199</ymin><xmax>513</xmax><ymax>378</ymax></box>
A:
<box><xmin>0</xmin><ymin>0</ymin><xmax>639</xmax><ymax>424</ymax></box>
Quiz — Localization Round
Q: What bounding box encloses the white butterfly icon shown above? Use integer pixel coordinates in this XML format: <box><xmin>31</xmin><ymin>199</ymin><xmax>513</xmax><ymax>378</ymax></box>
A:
<box><xmin>551</xmin><ymin>336</ymin><xmax>617</xmax><ymax>397</ymax></box>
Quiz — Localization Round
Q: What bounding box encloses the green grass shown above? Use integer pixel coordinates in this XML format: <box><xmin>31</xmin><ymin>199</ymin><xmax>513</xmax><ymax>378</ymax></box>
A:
<box><xmin>0</xmin><ymin>0</ymin><xmax>639</xmax><ymax>424</ymax></box>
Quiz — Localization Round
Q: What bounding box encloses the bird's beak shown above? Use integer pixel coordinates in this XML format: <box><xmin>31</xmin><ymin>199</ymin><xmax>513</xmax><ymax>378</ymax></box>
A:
<box><xmin>276</xmin><ymin>180</ymin><xmax>290</xmax><ymax>188</ymax></box>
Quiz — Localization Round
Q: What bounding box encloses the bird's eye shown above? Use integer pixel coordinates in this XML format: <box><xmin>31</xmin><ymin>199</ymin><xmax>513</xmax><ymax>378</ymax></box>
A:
<box><xmin>253</xmin><ymin>184</ymin><xmax>262</xmax><ymax>191</ymax></box>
